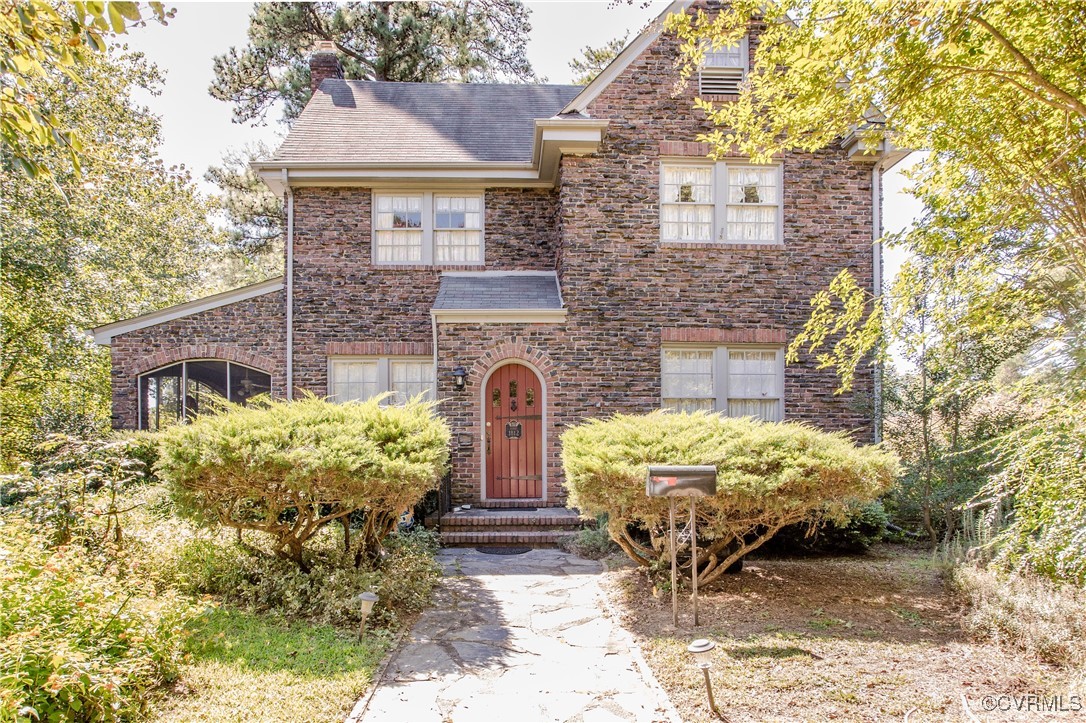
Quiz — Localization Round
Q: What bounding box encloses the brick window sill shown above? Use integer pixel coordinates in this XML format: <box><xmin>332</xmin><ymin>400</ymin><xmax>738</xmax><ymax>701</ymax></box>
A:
<box><xmin>660</xmin><ymin>242</ymin><xmax>785</xmax><ymax>252</ymax></box>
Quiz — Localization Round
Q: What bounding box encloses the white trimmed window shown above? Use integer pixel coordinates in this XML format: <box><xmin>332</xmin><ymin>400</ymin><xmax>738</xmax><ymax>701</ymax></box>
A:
<box><xmin>661</xmin><ymin>346</ymin><xmax>783</xmax><ymax>421</ymax></box>
<box><xmin>660</xmin><ymin>161</ymin><xmax>782</xmax><ymax>245</ymax></box>
<box><xmin>373</xmin><ymin>191</ymin><xmax>483</xmax><ymax>266</ymax></box>
<box><xmin>699</xmin><ymin>37</ymin><xmax>748</xmax><ymax>95</ymax></box>
<box><xmin>329</xmin><ymin>357</ymin><xmax>435</xmax><ymax>403</ymax></box>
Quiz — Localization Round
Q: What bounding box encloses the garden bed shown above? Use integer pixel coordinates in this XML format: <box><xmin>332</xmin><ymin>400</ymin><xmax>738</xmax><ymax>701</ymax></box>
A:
<box><xmin>604</xmin><ymin>544</ymin><xmax>1078</xmax><ymax>722</ymax></box>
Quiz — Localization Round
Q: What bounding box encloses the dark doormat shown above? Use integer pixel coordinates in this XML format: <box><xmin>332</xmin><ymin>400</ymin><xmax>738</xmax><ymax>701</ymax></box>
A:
<box><xmin>476</xmin><ymin>546</ymin><xmax>532</xmax><ymax>555</ymax></box>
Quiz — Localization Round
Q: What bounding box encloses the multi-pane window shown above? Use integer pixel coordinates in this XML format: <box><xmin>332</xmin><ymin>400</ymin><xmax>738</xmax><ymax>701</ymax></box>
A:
<box><xmin>434</xmin><ymin>195</ymin><xmax>483</xmax><ymax>264</ymax></box>
<box><xmin>726</xmin><ymin>166</ymin><xmax>780</xmax><ymax>244</ymax></box>
<box><xmin>661</xmin><ymin>349</ymin><xmax>715</xmax><ymax>412</ymax></box>
<box><xmin>661</xmin><ymin>346</ymin><xmax>783</xmax><ymax>421</ymax></box>
<box><xmin>374</xmin><ymin>195</ymin><xmax>424</xmax><ymax>263</ymax></box>
<box><xmin>699</xmin><ymin>38</ymin><xmax>747</xmax><ymax>95</ymax></box>
<box><xmin>661</xmin><ymin>166</ymin><xmax>714</xmax><ymax>242</ymax></box>
<box><xmin>138</xmin><ymin>360</ymin><xmax>272</xmax><ymax>431</ymax></box>
<box><xmin>329</xmin><ymin>357</ymin><xmax>434</xmax><ymax>403</ymax></box>
<box><xmin>373</xmin><ymin>192</ymin><xmax>484</xmax><ymax>265</ymax></box>
<box><xmin>659</xmin><ymin>162</ymin><xmax>782</xmax><ymax>244</ymax></box>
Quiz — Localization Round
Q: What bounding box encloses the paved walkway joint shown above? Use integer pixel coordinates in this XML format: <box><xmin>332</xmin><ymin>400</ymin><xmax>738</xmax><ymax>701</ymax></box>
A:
<box><xmin>354</xmin><ymin>549</ymin><xmax>677</xmax><ymax>723</ymax></box>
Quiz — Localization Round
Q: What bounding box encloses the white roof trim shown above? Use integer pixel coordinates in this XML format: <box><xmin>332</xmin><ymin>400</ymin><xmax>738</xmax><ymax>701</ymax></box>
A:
<box><xmin>431</xmin><ymin>308</ymin><xmax>568</xmax><ymax>324</ymax></box>
<box><xmin>90</xmin><ymin>277</ymin><xmax>285</xmax><ymax>345</ymax></box>
<box><xmin>560</xmin><ymin>0</ymin><xmax>692</xmax><ymax>115</ymax></box>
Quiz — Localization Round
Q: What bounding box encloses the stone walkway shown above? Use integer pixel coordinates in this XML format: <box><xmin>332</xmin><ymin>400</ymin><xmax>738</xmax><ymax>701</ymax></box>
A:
<box><xmin>352</xmin><ymin>549</ymin><xmax>678</xmax><ymax>723</ymax></box>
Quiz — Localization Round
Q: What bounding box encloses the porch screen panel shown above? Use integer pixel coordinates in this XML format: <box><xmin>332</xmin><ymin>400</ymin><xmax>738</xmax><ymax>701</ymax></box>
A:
<box><xmin>434</xmin><ymin>195</ymin><xmax>483</xmax><ymax>264</ymax></box>
<box><xmin>662</xmin><ymin>349</ymin><xmax>715</xmax><ymax>412</ymax></box>
<box><xmin>374</xmin><ymin>194</ymin><xmax>424</xmax><ymax>263</ymax></box>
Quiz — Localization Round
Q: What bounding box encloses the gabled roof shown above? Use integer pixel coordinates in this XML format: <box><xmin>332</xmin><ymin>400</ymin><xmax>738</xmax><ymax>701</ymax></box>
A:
<box><xmin>89</xmin><ymin>277</ymin><xmax>284</xmax><ymax>346</ymax></box>
<box><xmin>431</xmin><ymin>272</ymin><xmax>566</xmax><ymax>323</ymax></box>
<box><xmin>273</xmin><ymin>82</ymin><xmax>582</xmax><ymax>165</ymax></box>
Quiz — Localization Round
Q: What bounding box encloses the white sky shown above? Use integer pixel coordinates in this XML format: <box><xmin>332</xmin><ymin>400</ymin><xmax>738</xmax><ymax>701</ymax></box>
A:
<box><xmin>118</xmin><ymin>0</ymin><xmax>919</xmax><ymax>275</ymax></box>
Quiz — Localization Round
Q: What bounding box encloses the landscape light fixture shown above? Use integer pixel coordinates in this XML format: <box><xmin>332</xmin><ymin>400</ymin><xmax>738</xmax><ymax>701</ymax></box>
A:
<box><xmin>451</xmin><ymin>365</ymin><xmax>467</xmax><ymax>390</ymax></box>
<box><xmin>687</xmin><ymin>638</ymin><xmax>727</xmax><ymax>721</ymax></box>
<box><xmin>356</xmin><ymin>591</ymin><xmax>379</xmax><ymax>641</ymax></box>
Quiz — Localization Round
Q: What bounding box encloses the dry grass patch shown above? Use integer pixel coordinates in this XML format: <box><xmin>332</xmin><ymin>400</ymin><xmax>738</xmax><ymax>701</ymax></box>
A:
<box><xmin>606</xmin><ymin>545</ymin><xmax>1078</xmax><ymax>722</ymax></box>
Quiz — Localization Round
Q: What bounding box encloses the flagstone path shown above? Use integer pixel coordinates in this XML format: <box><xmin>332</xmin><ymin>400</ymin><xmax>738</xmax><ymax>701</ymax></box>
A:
<box><xmin>350</xmin><ymin>548</ymin><xmax>679</xmax><ymax>723</ymax></box>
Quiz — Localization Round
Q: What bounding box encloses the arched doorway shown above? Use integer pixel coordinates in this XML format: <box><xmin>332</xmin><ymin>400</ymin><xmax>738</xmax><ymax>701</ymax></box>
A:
<box><xmin>483</xmin><ymin>362</ymin><xmax>544</xmax><ymax>499</ymax></box>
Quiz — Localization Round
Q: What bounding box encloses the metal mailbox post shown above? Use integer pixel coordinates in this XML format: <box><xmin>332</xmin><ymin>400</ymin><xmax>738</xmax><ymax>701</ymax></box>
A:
<box><xmin>646</xmin><ymin>465</ymin><xmax>718</xmax><ymax>627</ymax></box>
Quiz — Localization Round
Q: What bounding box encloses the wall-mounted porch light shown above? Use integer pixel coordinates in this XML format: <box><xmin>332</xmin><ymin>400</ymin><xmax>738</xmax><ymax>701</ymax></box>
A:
<box><xmin>688</xmin><ymin>638</ymin><xmax>727</xmax><ymax>720</ymax></box>
<box><xmin>451</xmin><ymin>366</ymin><xmax>467</xmax><ymax>390</ymax></box>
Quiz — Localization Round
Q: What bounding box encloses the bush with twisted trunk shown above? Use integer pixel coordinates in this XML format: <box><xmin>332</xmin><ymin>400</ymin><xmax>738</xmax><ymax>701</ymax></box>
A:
<box><xmin>155</xmin><ymin>394</ymin><xmax>449</xmax><ymax>567</ymax></box>
<box><xmin>561</xmin><ymin>412</ymin><xmax>897</xmax><ymax>586</ymax></box>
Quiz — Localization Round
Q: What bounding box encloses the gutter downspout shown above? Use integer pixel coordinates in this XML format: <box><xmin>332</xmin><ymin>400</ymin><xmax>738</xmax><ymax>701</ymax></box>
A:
<box><xmin>283</xmin><ymin>169</ymin><xmax>294</xmax><ymax>401</ymax></box>
<box><xmin>871</xmin><ymin>148</ymin><xmax>889</xmax><ymax>443</ymax></box>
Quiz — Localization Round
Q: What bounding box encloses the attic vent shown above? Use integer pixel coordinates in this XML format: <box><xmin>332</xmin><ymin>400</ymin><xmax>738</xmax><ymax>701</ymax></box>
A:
<box><xmin>698</xmin><ymin>39</ymin><xmax>747</xmax><ymax>96</ymax></box>
<box><xmin>699</xmin><ymin>67</ymin><xmax>744</xmax><ymax>95</ymax></box>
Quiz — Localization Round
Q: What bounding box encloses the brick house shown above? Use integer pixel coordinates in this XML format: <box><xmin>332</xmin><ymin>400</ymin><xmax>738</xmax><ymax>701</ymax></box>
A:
<box><xmin>92</xmin><ymin>1</ymin><xmax>905</xmax><ymax>539</ymax></box>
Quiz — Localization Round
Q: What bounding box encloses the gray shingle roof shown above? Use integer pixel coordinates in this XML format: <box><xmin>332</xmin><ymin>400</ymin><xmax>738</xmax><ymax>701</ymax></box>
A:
<box><xmin>272</xmin><ymin>81</ymin><xmax>582</xmax><ymax>164</ymax></box>
<box><xmin>433</xmin><ymin>273</ymin><xmax>563</xmax><ymax>310</ymax></box>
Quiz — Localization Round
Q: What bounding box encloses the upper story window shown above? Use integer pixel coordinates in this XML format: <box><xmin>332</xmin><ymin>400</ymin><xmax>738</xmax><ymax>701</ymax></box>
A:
<box><xmin>661</xmin><ymin>345</ymin><xmax>783</xmax><ymax>421</ymax></box>
<box><xmin>373</xmin><ymin>192</ymin><xmax>483</xmax><ymax>266</ymax></box>
<box><xmin>139</xmin><ymin>360</ymin><xmax>272</xmax><ymax>431</ymax></box>
<box><xmin>660</xmin><ymin>161</ymin><xmax>782</xmax><ymax>245</ymax></box>
<box><xmin>329</xmin><ymin>356</ymin><xmax>435</xmax><ymax>404</ymax></box>
<box><xmin>699</xmin><ymin>38</ymin><xmax>748</xmax><ymax>95</ymax></box>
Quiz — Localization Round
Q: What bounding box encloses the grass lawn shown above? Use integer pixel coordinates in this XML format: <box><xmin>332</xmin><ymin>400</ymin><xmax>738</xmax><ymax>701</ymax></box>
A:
<box><xmin>606</xmin><ymin>544</ymin><xmax>1078</xmax><ymax>722</ymax></box>
<box><xmin>148</xmin><ymin>608</ymin><xmax>390</xmax><ymax>722</ymax></box>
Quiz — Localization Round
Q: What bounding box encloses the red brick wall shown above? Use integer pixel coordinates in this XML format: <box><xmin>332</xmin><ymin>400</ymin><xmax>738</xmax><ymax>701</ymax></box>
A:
<box><xmin>109</xmin><ymin>290</ymin><xmax>286</xmax><ymax>429</ymax></box>
<box><xmin>290</xmin><ymin>187</ymin><xmax>559</xmax><ymax>395</ymax></box>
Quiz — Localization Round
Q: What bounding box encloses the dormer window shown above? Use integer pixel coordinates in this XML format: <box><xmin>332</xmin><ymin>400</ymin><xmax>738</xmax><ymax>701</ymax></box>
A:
<box><xmin>373</xmin><ymin>191</ymin><xmax>484</xmax><ymax>265</ymax></box>
<box><xmin>699</xmin><ymin>37</ymin><xmax>748</xmax><ymax>96</ymax></box>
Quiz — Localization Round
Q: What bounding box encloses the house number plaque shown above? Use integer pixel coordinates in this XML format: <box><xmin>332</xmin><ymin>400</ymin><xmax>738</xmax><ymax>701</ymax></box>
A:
<box><xmin>504</xmin><ymin>420</ymin><xmax>523</xmax><ymax>439</ymax></box>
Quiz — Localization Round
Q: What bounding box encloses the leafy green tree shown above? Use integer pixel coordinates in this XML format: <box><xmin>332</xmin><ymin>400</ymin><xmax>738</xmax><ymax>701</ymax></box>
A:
<box><xmin>666</xmin><ymin>1</ymin><xmax>1086</xmax><ymax>389</ymax></box>
<box><xmin>0</xmin><ymin>50</ymin><xmax>220</xmax><ymax>466</ymax></box>
<box><xmin>204</xmin><ymin>141</ymin><xmax>284</xmax><ymax>273</ymax></box>
<box><xmin>1</xmin><ymin>0</ymin><xmax>172</xmax><ymax>177</ymax></box>
<box><xmin>568</xmin><ymin>31</ymin><xmax>628</xmax><ymax>85</ymax></box>
<box><xmin>210</xmin><ymin>1</ymin><xmax>537</xmax><ymax>125</ymax></box>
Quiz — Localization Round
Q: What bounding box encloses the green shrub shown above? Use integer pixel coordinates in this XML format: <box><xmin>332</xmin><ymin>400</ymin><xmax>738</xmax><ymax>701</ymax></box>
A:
<box><xmin>156</xmin><ymin>394</ymin><xmax>449</xmax><ymax>566</ymax></box>
<box><xmin>560</xmin><ymin>515</ymin><xmax>620</xmax><ymax>560</ymax></box>
<box><xmin>986</xmin><ymin>404</ymin><xmax>1086</xmax><ymax>585</ymax></box>
<box><xmin>161</xmin><ymin>528</ymin><xmax>441</xmax><ymax>629</ymax></box>
<box><xmin>561</xmin><ymin>411</ymin><xmax>897</xmax><ymax>584</ymax></box>
<box><xmin>0</xmin><ymin>519</ymin><xmax>199</xmax><ymax>721</ymax></box>
<box><xmin>763</xmin><ymin>500</ymin><xmax>890</xmax><ymax>555</ymax></box>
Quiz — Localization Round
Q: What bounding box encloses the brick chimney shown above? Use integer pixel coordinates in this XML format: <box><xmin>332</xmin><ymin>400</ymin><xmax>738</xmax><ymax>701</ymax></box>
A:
<box><xmin>309</xmin><ymin>40</ymin><xmax>343</xmax><ymax>94</ymax></box>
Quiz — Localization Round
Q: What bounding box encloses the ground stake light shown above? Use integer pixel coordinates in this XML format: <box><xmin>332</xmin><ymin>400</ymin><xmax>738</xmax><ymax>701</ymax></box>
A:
<box><xmin>688</xmin><ymin>638</ymin><xmax>727</xmax><ymax>721</ymax></box>
<box><xmin>356</xmin><ymin>591</ymin><xmax>379</xmax><ymax>641</ymax></box>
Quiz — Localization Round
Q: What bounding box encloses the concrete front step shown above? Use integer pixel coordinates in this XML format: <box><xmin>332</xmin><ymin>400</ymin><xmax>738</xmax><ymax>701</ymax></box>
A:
<box><xmin>439</xmin><ymin>507</ymin><xmax>587</xmax><ymax>547</ymax></box>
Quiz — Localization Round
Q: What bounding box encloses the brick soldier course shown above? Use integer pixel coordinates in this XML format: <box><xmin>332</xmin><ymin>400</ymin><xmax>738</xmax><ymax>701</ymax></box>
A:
<box><xmin>94</xmin><ymin>1</ymin><xmax>897</xmax><ymax>540</ymax></box>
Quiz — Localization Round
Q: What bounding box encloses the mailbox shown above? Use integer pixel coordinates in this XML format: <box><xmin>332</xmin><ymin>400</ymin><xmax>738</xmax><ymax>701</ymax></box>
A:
<box><xmin>646</xmin><ymin>465</ymin><xmax>717</xmax><ymax>498</ymax></box>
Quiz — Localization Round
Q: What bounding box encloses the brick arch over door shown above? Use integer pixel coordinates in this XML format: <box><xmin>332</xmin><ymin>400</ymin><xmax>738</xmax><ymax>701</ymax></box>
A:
<box><xmin>464</xmin><ymin>339</ymin><xmax>563</xmax><ymax>503</ymax></box>
<box><xmin>133</xmin><ymin>345</ymin><xmax>278</xmax><ymax>377</ymax></box>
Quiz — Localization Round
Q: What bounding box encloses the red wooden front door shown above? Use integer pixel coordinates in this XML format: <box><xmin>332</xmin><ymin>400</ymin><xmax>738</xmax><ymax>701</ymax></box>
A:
<box><xmin>484</xmin><ymin>363</ymin><xmax>543</xmax><ymax>499</ymax></box>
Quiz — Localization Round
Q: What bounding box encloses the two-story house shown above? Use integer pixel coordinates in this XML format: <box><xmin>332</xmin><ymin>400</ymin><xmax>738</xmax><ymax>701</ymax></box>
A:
<box><xmin>92</xmin><ymin>1</ymin><xmax>905</xmax><ymax>544</ymax></box>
